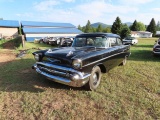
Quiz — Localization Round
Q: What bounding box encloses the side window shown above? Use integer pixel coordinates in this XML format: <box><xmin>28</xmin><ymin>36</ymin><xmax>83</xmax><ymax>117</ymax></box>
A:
<box><xmin>87</xmin><ymin>38</ymin><xmax>94</xmax><ymax>46</ymax></box>
<box><xmin>117</xmin><ymin>38</ymin><xmax>122</xmax><ymax>45</ymax></box>
<box><xmin>74</xmin><ymin>38</ymin><xmax>86</xmax><ymax>47</ymax></box>
<box><xmin>109</xmin><ymin>37</ymin><xmax>122</xmax><ymax>46</ymax></box>
<box><xmin>105</xmin><ymin>38</ymin><xmax>111</xmax><ymax>47</ymax></box>
<box><xmin>110</xmin><ymin>37</ymin><xmax>117</xmax><ymax>46</ymax></box>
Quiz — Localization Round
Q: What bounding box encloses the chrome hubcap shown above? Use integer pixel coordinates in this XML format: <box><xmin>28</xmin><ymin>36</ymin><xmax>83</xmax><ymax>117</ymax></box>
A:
<box><xmin>93</xmin><ymin>73</ymin><xmax>98</xmax><ymax>86</ymax></box>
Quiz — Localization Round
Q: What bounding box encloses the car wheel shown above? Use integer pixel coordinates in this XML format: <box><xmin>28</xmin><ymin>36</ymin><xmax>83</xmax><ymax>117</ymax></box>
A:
<box><xmin>120</xmin><ymin>56</ymin><xmax>127</xmax><ymax>66</ymax></box>
<box><xmin>85</xmin><ymin>66</ymin><xmax>101</xmax><ymax>91</ymax></box>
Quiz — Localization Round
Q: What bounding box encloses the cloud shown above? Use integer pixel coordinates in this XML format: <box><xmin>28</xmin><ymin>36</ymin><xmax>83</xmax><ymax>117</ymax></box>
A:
<box><xmin>34</xmin><ymin>0</ymin><xmax>59</xmax><ymax>11</ymax></box>
<box><xmin>152</xmin><ymin>8</ymin><xmax>160</xmax><ymax>12</ymax></box>
<box><xmin>118</xmin><ymin>0</ymin><xmax>153</xmax><ymax>5</ymax></box>
<box><xmin>31</xmin><ymin>0</ymin><xmax>139</xmax><ymax>26</ymax></box>
<box><xmin>16</xmin><ymin>13</ymin><xmax>33</xmax><ymax>17</ymax></box>
<box><xmin>63</xmin><ymin>0</ymin><xmax>75</xmax><ymax>2</ymax></box>
<box><xmin>28</xmin><ymin>0</ymin><xmax>159</xmax><ymax>26</ymax></box>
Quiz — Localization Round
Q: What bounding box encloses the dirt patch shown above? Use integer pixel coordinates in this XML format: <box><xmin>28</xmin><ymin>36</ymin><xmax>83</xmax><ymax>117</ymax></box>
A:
<box><xmin>3</xmin><ymin>41</ymin><xmax>15</xmax><ymax>49</ymax></box>
<box><xmin>0</xmin><ymin>50</ymin><xmax>16</xmax><ymax>67</ymax></box>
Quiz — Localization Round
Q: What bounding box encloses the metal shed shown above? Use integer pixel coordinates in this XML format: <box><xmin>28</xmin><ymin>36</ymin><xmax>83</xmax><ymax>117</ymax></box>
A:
<box><xmin>21</xmin><ymin>21</ymin><xmax>82</xmax><ymax>42</ymax></box>
<box><xmin>0</xmin><ymin>20</ymin><xmax>19</xmax><ymax>39</ymax></box>
<box><xmin>21</xmin><ymin>21</ymin><xmax>75</xmax><ymax>28</ymax></box>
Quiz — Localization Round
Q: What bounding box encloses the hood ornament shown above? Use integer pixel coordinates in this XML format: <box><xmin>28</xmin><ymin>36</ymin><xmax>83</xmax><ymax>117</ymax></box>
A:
<box><xmin>66</xmin><ymin>51</ymin><xmax>73</xmax><ymax>57</ymax></box>
<box><xmin>47</xmin><ymin>49</ymin><xmax>52</xmax><ymax>53</ymax></box>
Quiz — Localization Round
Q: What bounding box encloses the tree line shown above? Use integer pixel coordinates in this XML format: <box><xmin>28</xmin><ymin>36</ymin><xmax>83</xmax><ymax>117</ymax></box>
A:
<box><xmin>78</xmin><ymin>17</ymin><xmax>159</xmax><ymax>38</ymax></box>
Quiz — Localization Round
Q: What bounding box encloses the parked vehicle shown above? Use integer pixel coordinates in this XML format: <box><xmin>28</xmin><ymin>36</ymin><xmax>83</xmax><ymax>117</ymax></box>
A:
<box><xmin>153</xmin><ymin>38</ymin><xmax>160</xmax><ymax>56</ymax></box>
<box><xmin>39</xmin><ymin>37</ymin><xmax>50</xmax><ymax>44</ymax></box>
<box><xmin>32</xmin><ymin>33</ymin><xmax>131</xmax><ymax>90</ymax></box>
<box><xmin>122</xmin><ymin>37</ymin><xmax>138</xmax><ymax>45</ymax></box>
<box><xmin>59</xmin><ymin>37</ymin><xmax>74</xmax><ymax>47</ymax></box>
<box><xmin>48</xmin><ymin>37</ymin><xmax>60</xmax><ymax>45</ymax></box>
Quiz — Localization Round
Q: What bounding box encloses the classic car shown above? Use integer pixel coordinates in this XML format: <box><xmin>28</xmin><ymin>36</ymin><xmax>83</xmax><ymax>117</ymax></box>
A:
<box><xmin>153</xmin><ymin>38</ymin><xmax>160</xmax><ymax>56</ymax></box>
<box><xmin>39</xmin><ymin>37</ymin><xmax>50</xmax><ymax>44</ymax></box>
<box><xmin>32</xmin><ymin>33</ymin><xmax>131</xmax><ymax>90</ymax></box>
<box><xmin>48</xmin><ymin>37</ymin><xmax>60</xmax><ymax>46</ymax></box>
<box><xmin>59</xmin><ymin>37</ymin><xmax>74</xmax><ymax>47</ymax></box>
<box><xmin>122</xmin><ymin>37</ymin><xmax>138</xmax><ymax>45</ymax></box>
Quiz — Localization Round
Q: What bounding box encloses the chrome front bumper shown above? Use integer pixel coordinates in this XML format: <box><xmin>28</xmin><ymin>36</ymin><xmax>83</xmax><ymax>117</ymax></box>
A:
<box><xmin>153</xmin><ymin>51</ymin><xmax>160</xmax><ymax>55</ymax></box>
<box><xmin>32</xmin><ymin>62</ymin><xmax>90</xmax><ymax>87</ymax></box>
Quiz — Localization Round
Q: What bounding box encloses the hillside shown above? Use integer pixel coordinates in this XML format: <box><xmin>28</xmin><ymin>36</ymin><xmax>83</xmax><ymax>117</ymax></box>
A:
<box><xmin>90</xmin><ymin>22</ymin><xmax>133</xmax><ymax>28</ymax></box>
<box><xmin>91</xmin><ymin>22</ymin><xmax>111</xmax><ymax>28</ymax></box>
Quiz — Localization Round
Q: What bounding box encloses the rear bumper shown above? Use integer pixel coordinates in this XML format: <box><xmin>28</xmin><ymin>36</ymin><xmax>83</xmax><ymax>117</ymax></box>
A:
<box><xmin>32</xmin><ymin>62</ymin><xmax>90</xmax><ymax>87</ymax></box>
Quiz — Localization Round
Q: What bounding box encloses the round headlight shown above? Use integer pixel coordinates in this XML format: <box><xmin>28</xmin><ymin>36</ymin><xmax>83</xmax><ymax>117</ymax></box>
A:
<box><xmin>72</xmin><ymin>59</ymin><xmax>82</xmax><ymax>69</ymax></box>
<box><xmin>34</xmin><ymin>54</ymin><xmax>40</xmax><ymax>61</ymax></box>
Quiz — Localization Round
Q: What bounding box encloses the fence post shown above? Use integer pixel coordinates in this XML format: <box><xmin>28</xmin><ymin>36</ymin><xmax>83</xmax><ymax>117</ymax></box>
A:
<box><xmin>21</xmin><ymin>35</ymin><xmax>25</xmax><ymax>48</ymax></box>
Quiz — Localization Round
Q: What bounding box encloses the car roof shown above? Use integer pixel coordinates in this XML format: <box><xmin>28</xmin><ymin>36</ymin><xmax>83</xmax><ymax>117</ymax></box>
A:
<box><xmin>76</xmin><ymin>33</ymin><xmax>121</xmax><ymax>38</ymax></box>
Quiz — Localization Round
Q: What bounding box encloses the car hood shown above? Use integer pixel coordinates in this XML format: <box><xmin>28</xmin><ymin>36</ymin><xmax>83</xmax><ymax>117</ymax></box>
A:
<box><xmin>44</xmin><ymin>47</ymin><xmax>100</xmax><ymax>65</ymax></box>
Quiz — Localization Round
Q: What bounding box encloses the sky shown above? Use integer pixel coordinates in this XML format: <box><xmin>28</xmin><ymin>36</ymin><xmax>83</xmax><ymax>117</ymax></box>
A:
<box><xmin>0</xmin><ymin>0</ymin><xmax>160</xmax><ymax>26</ymax></box>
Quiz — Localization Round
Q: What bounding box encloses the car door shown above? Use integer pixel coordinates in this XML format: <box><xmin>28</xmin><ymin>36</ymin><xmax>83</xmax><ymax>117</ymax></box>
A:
<box><xmin>104</xmin><ymin>37</ymin><xmax>124</xmax><ymax>69</ymax></box>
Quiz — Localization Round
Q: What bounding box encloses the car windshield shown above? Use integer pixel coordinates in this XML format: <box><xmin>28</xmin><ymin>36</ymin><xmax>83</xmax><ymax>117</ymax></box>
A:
<box><xmin>72</xmin><ymin>36</ymin><xmax>108</xmax><ymax>48</ymax></box>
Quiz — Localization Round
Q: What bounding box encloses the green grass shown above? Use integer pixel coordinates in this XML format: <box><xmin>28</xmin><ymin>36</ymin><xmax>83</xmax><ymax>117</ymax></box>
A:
<box><xmin>0</xmin><ymin>38</ymin><xmax>160</xmax><ymax>119</ymax></box>
<box><xmin>0</xmin><ymin>39</ymin><xmax>7</xmax><ymax>49</ymax></box>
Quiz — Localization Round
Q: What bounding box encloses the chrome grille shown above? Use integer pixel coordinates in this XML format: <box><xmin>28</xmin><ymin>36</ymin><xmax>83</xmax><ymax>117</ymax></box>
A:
<box><xmin>47</xmin><ymin>57</ymin><xmax>61</xmax><ymax>63</ymax></box>
<box><xmin>37</xmin><ymin>64</ymin><xmax>70</xmax><ymax>78</ymax></box>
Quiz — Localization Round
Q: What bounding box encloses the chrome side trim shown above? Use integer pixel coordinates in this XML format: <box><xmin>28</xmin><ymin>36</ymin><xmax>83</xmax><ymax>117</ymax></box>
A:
<box><xmin>82</xmin><ymin>51</ymin><xmax>125</xmax><ymax>67</ymax></box>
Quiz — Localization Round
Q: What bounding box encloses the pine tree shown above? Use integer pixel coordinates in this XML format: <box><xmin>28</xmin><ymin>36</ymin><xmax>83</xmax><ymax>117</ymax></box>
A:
<box><xmin>78</xmin><ymin>25</ymin><xmax>82</xmax><ymax>31</ymax></box>
<box><xmin>84</xmin><ymin>20</ymin><xmax>92</xmax><ymax>33</ymax></box>
<box><xmin>97</xmin><ymin>24</ymin><xmax>103</xmax><ymax>32</ymax></box>
<box><xmin>111</xmin><ymin>17</ymin><xmax>122</xmax><ymax>35</ymax></box>
<box><xmin>147</xmin><ymin>18</ymin><xmax>156</xmax><ymax>36</ymax></box>
<box><xmin>120</xmin><ymin>24</ymin><xmax>131</xmax><ymax>39</ymax></box>
<box><xmin>103</xmin><ymin>27</ymin><xmax>111</xmax><ymax>33</ymax></box>
<box><xmin>92</xmin><ymin>27</ymin><xmax>96</xmax><ymax>33</ymax></box>
<box><xmin>130</xmin><ymin>20</ymin><xmax>138</xmax><ymax>31</ymax></box>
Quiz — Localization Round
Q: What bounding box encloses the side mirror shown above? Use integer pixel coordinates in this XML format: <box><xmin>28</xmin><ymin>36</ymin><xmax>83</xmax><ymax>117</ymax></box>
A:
<box><xmin>158</xmin><ymin>41</ymin><xmax>160</xmax><ymax>45</ymax></box>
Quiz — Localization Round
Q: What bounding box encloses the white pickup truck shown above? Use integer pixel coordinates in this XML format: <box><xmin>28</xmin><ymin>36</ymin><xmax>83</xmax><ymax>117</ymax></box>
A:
<box><xmin>122</xmin><ymin>37</ymin><xmax>138</xmax><ymax>45</ymax></box>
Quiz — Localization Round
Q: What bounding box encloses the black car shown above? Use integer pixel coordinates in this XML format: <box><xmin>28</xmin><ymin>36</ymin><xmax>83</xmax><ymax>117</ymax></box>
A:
<box><xmin>32</xmin><ymin>33</ymin><xmax>130</xmax><ymax>90</ymax></box>
<box><xmin>153</xmin><ymin>38</ymin><xmax>160</xmax><ymax>56</ymax></box>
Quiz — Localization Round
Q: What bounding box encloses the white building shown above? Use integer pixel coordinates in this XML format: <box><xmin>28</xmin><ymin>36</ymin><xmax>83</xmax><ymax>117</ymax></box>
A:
<box><xmin>130</xmin><ymin>31</ymin><xmax>152</xmax><ymax>38</ymax></box>
<box><xmin>156</xmin><ymin>31</ymin><xmax>160</xmax><ymax>36</ymax></box>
